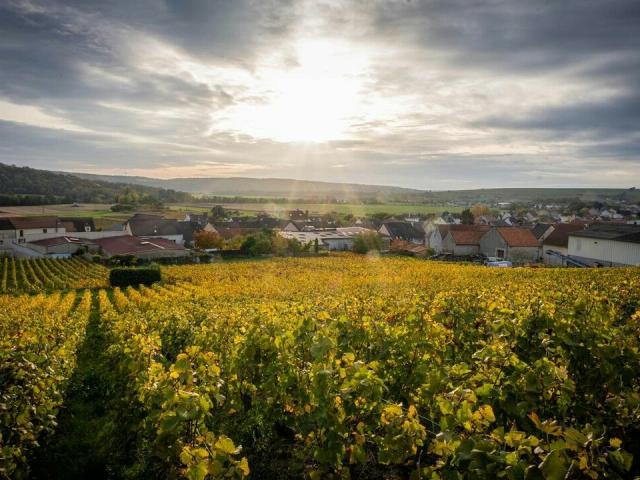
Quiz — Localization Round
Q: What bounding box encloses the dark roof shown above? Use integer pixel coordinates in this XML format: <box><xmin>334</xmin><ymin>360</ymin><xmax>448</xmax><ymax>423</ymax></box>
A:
<box><xmin>543</xmin><ymin>224</ymin><xmax>586</xmax><ymax>247</ymax></box>
<box><xmin>496</xmin><ymin>227</ymin><xmax>539</xmax><ymax>247</ymax></box>
<box><xmin>178</xmin><ymin>221</ymin><xmax>199</xmax><ymax>243</ymax></box>
<box><xmin>569</xmin><ymin>224</ymin><xmax>640</xmax><ymax>244</ymax></box>
<box><xmin>0</xmin><ymin>218</ymin><xmax>14</xmax><ymax>230</ymax></box>
<box><xmin>286</xmin><ymin>219</ymin><xmax>337</xmax><ymax>231</ymax></box>
<box><xmin>28</xmin><ymin>236</ymin><xmax>95</xmax><ymax>247</ymax></box>
<box><xmin>59</xmin><ymin>217</ymin><xmax>96</xmax><ymax>232</ymax></box>
<box><xmin>93</xmin><ymin>235</ymin><xmax>186</xmax><ymax>255</ymax></box>
<box><xmin>531</xmin><ymin>223</ymin><xmax>553</xmax><ymax>240</ymax></box>
<box><xmin>380</xmin><ymin>221</ymin><xmax>424</xmax><ymax>240</ymax></box>
<box><xmin>127</xmin><ymin>217</ymin><xmax>181</xmax><ymax>236</ymax></box>
<box><xmin>8</xmin><ymin>216</ymin><xmax>62</xmax><ymax>229</ymax></box>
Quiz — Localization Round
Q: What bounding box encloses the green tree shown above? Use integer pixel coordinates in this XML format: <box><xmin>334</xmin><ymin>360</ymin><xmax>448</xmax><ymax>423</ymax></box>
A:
<box><xmin>353</xmin><ymin>232</ymin><xmax>383</xmax><ymax>254</ymax></box>
<box><xmin>460</xmin><ymin>208</ymin><xmax>475</xmax><ymax>225</ymax></box>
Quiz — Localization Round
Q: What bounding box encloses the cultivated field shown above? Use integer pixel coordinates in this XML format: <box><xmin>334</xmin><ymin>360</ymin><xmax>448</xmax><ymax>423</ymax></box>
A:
<box><xmin>0</xmin><ymin>257</ymin><xmax>108</xmax><ymax>293</ymax></box>
<box><xmin>1</xmin><ymin>257</ymin><xmax>639</xmax><ymax>479</ymax></box>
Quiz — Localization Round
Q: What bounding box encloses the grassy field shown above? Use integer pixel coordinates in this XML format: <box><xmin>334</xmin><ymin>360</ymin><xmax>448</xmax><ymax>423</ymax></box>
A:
<box><xmin>169</xmin><ymin>202</ymin><xmax>462</xmax><ymax>217</ymax></box>
<box><xmin>0</xmin><ymin>201</ymin><xmax>461</xmax><ymax>231</ymax></box>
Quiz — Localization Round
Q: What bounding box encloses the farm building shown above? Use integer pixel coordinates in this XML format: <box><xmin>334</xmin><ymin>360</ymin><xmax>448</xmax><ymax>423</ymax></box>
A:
<box><xmin>93</xmin><ymin>235</ymin><xmax>189</xmax><ymax>259</ymax></box>
<box><xmin>567</xmin><ymin>224</ymin><xmax>640</xmax><ymax>266</ymax></box>
<box><xmin>479</xmin><ymin>227</ymin><xmax>540</xmax><ymax>263</ymax></box>
<box><xmin>278</xmin><ymin>230</ymin><xmax>356</xmax><ymax>251</ymax></box>
<box><xmin>25</xmin><ymin>236</ymin><xmax>98</xmax><ymax>257</ymax></box>
<box><xmin>124</xmin><ymin>214</ymin><xmax>184</xmax><ymax>244</ymax></box>
<box><xmin>442</xmin><ymin>227</ymin><xmax>489</xmax><ymax>256</ymax></box>
<box><xmin>378</xmin><ymin>221</ymin><xmax>424</xmax><ymax>245</ymax></box>
<box><xmin>541</xmin><ymin>224</ymin><xmax>587</xmax><ymax>266</ymax></box>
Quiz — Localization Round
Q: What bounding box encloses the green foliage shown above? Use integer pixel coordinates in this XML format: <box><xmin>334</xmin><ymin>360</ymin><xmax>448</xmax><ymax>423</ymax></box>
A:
<box><xmin>353</xmin><ymin>231</ymin><xmax>383</xmax><ymax>253</ymax></box>
<box><xmin>109</xmin><ymin>267</ymin><xmax>161</xmax><ymax>287</ymax></box>
<box><xmin>0</xmin><ymin>257</ymin><xmax>108</xmax><ymax>293</ymax></box>
<box><xmin>0</xmin><ymin>162</ymin><xmax>193</xmax><ymax>206</ymax></box>
<box><xmin>460</xmin><ymin>208</ymin><xmax>475</xmax><ymax>224</ymax></box>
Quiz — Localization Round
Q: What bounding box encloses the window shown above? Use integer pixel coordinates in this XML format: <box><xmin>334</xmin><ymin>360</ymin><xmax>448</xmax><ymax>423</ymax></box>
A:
<box><xmin>496</xmin><ymin>248</ymin><xmax>505</xmax><ymax>258</ymax></box>
<box><xmin>19</xmin><ymin>230</ymin><xmax>24</xmax><ymax>237</ymax></box>
<box><xmin>43</xmin><ymin>228</ymin><xmax>47</xmax><ymax>233</ymax></box>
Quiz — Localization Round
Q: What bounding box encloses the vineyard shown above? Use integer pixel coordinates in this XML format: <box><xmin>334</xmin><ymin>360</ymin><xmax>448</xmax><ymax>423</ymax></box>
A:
<box><xmin>0</xmin><ymin>257</ymin><xmax>108</xmax><ymax>293</ymax></box>
<box><xmin>1</xmin><ymin>256</ymin><xmax>640</xmax><ymax>479</ymax></box>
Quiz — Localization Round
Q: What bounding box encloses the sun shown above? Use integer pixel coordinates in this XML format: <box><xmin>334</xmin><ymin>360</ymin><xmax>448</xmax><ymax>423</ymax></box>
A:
<box><xmin>218</xmin><ymin>40</ymin><xmax>369</xmax><ymax>143</ymax></box>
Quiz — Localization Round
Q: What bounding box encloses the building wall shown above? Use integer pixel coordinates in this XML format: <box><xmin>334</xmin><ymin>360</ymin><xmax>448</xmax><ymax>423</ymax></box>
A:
<box><xmin>480</xmin><ymin>229</ymin><xmax>539</xmax><ymax>263</ymax></box>
<box><xmin>568</xmin><ymin>237</ymin><xmax>640</xmax><ymax>266</ymax></box>
<box><xmin>509</xmin><ymin>246</ymin><xmax>540</xmax><ymax>263</ymax></box>
<box><xmin>427</xmin><ymin>230</ymin><xmax>443</xmax><ymax>253</ymax></box>
<box><xmin>453</xmin><ymin>244</ymin><xmax>479</xmax><ymax>256</ymax></box>
<box><xmin>442</xmin><ymin>233</ymin><xmax>455</xmax><ymax>253</ymax></box>
<box><xmin>323</xmin><ymin>238</ymin><xmax>354</xmax><ymax>251</ymax></box>
<box><xmin>479</xmin><ymin>229</ymin><xmax>507</xmax><ymax>257</ymax></box>
<box><xmin>542</xmin><ymin>245</ymin><xmax>568</xmax><ymax>266</ymax></box>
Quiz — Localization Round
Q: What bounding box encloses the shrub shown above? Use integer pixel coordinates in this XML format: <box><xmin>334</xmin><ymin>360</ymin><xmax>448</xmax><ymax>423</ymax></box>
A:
<box><xmin>353</xmin><ymin>232</ymin><xmax>383</xmax><ymax>254</ymax></box>
<box><xmin>109</xmin><ymin>267</ymin><xmax>161</xmax><ymax>288</ymax></box>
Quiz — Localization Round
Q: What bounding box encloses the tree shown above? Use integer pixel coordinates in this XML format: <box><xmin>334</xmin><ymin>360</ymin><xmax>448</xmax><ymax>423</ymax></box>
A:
<box><xmin>470</xmin><ymin>204</ymin><xmax>490</xmax><ymax>219</ymax></box>
<box><xmin>460</xmin><ymin>208</ymin><xmax>475</xmax><ymax>225</ymax></box>
<box><xmin>353</xmin><ymin>232</ymin><xmax>383</xmax><ymax>254</ymax></box>
<box><xmin>194</xmin><ymin>230</ymin><xmax>223</xmax><ymax>250</ymax></box>
<box><xmin>210</xmin><ymin>205</ymin><xmax>226</xmax><ymax>220</ymax></box>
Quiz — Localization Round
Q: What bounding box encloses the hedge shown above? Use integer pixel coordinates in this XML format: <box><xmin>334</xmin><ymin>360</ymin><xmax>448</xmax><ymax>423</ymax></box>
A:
<box><xmin>109</xmin><ymin>267</ymin><xmax>161</xmax><ymax>288</ymax></box>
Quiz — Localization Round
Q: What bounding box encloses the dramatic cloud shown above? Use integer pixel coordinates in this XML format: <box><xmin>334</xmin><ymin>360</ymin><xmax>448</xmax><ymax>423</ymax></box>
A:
<box><xmin>0</xmin><ymin>0</ymin><xmax>638</xmax><ymax>188</ymax></box>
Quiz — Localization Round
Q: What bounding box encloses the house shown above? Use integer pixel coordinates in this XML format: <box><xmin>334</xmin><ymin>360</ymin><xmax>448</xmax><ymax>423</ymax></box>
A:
<box><xmin>568</xmin><ymin>224</ymin><xmax>640</xmax><ymax>266</ymax></box>
<box><xmin>283</xmin><ymin>219</ymin><xmax>337</xmax><ymax>232</ymax></box>
<box><xmin>541</xmin><ymin>224</ymin><xmax>587</xmax><ymax>266</ymax></box>
<box><xmin>530</xmin><ymin>223</ymin><xmax>554</xmax><ymax>242</ymax></box>
<box><xmin>25</xmin><ymin>236</ymin><xmax>98</xmax><ymax>257</ymax></box>
<box><xmin>59</xmin><ymin>217</ymin><xmax>96</xmax><ymax>233</ymax></box>
<box><xmin>93</xmin><ymin>235</ymin><xmax>189</xmax><ymax>259</ymax></box>
<box><xmin>479</xmin><ymin>227</ymin><xmax>540</xmax><ymax>263</ymax></box>
<box><xmin>184</xmin><ymin>213</ymin><xmax>216</xmax><ymax>232</ymax></box>
<box><xmin>378</xmin><ymin>221</ymin><xmax>424</xmax><ymax>244</ymax></box>
<box><xmin>431</xmin><ymin>224</ymin><xmax>489</xmax><ymax>254</ymax></box>
<box><xmin>442</xmin><ymin>226</ymin><xmax>490</xmax><ymax>256</ymax></box>
<box><xmin>6</xmin><ymin>217</ymin><xmax>67</xmax><ymax>242</ymax></box>
<box><xmin>124</xmin><ymin>214</ymin><xmax>184</xmax><ymax>244</ymax></box>
<box><xmin>278</xmin><ymin>230</ymin><xmax>355</xmax><ymax>251</ymax></box>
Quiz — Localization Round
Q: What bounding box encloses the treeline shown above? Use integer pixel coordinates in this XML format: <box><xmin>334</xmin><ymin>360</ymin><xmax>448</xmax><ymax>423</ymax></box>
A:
<box><xmin>0</xmin><ymin>163</ymin><xmax>193</xmax><ymax>206</ymax></box>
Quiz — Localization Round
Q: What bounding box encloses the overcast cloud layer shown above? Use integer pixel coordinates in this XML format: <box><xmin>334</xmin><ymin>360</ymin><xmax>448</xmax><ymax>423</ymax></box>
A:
<box><xmin>1</xmin><ymin>0</ymin><xmax>639</xmax><ymax>189</ymax></box>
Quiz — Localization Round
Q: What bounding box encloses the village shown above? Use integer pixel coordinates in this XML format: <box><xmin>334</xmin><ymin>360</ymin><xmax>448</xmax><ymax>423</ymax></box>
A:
<box><xmin>0</xmin><ymin>201</ymin><xmax>639</xmax><ymax>267</ymax></box>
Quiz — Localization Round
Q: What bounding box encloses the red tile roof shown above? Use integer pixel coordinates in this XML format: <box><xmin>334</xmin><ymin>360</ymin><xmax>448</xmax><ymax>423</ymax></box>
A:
<box><xmin>437</xmin><ymin>224</ymin><xmax>490</xmax><ymax>235</ymax></box>
<box><xmin>93</xmin><ymin>235</ymin><xmax>186</xmax><ymax>255</ymax></box>
<box><xmin>497</xmin><ymin>227</ymin><xmax>539</xmax><ymax>247</ymax></box>
<box><xmin>449</xmin><ymin>229</ymin><xmax>487</xmax><ymax>245</ymax></box>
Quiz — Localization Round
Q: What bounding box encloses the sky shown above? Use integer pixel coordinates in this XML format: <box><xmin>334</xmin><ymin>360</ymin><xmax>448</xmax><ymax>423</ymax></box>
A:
<box><xmin>0</xmin><ymin>0</ymin><xmax>639</xmax><ymax>190</ymax></box>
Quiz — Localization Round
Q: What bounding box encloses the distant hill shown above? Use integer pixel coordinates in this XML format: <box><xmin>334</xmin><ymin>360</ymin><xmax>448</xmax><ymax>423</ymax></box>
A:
<box><xmin>1</xmin><ymin>162</ymin><xmax>636</xmax><ymax>207</ymax></box>
<box><xmin>70</xmin><ymin>173</ymin><xmax>425</xmax><ymax>202</ymax></box>
<box><xmin>71</xmin><ymin>172</ymin><xmax>638</xmax><ymax>204</ymax></box>
<box><xmin>0</xmin><ymin>163</ymin><xmax>193</xmax><ymax>206</ymax></box>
